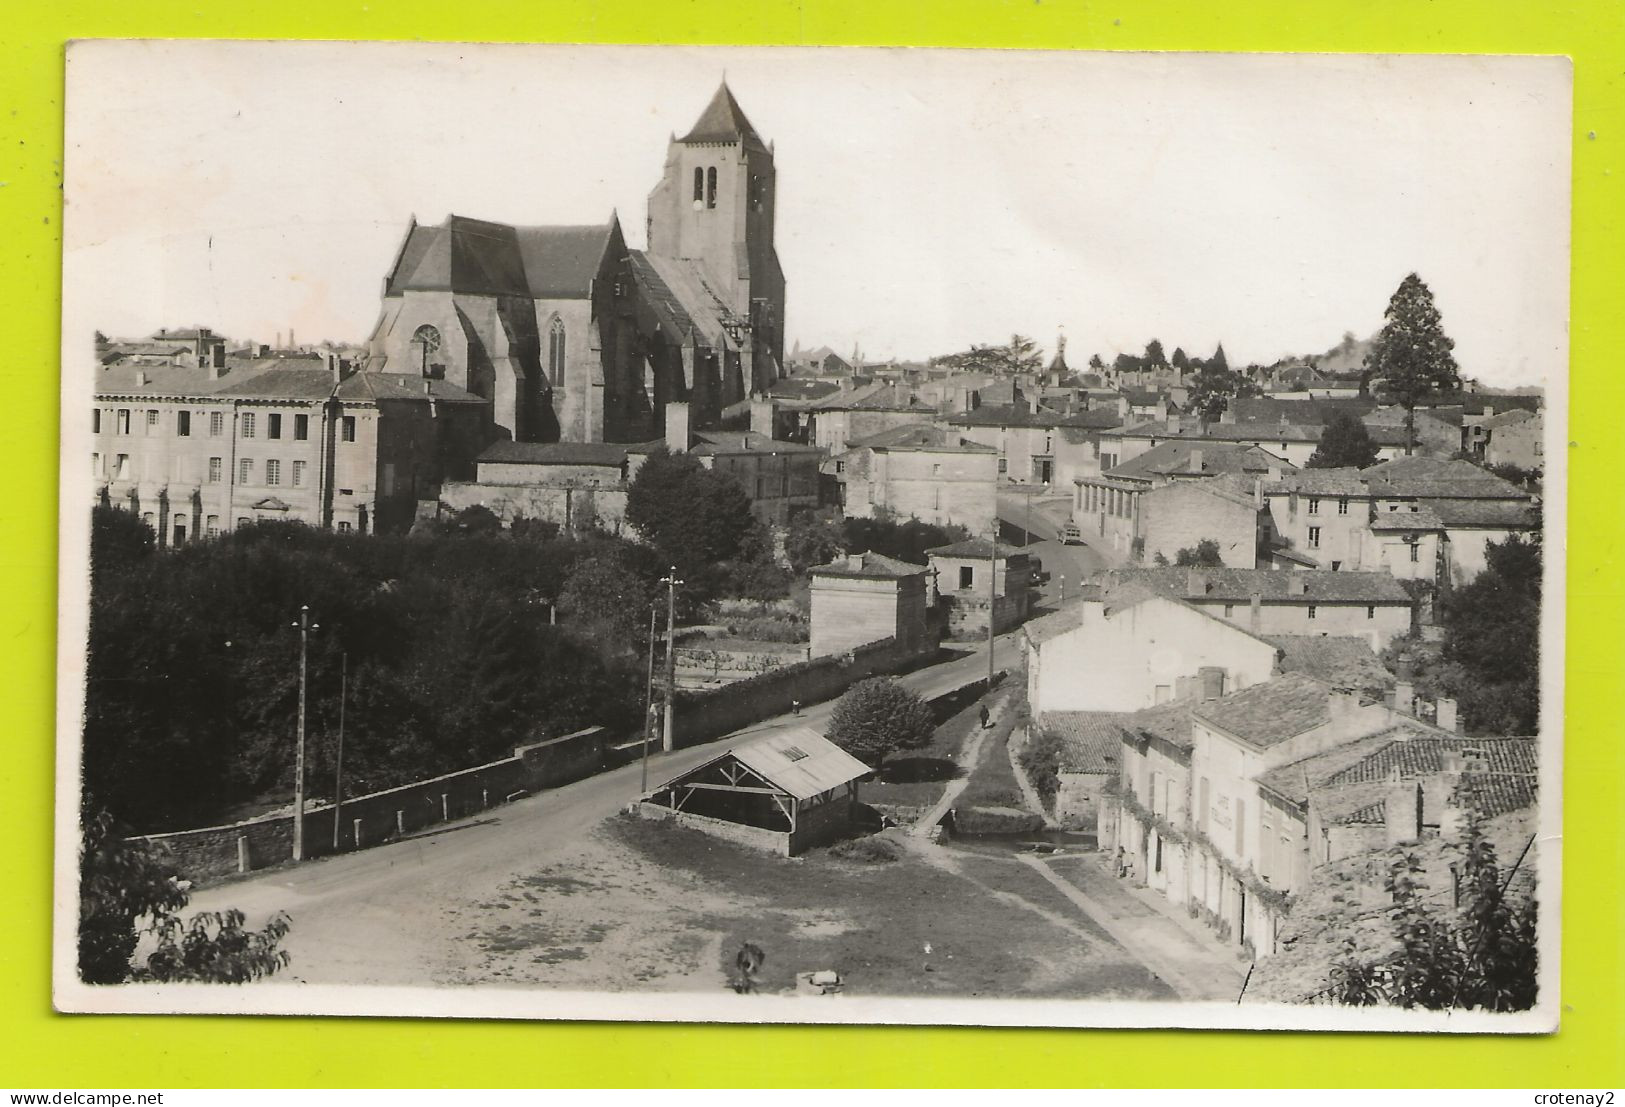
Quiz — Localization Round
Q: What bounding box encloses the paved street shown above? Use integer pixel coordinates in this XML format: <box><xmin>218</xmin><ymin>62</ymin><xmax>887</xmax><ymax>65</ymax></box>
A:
<box><xmin>996</xmin><ymin>486</ymin><xmax>1109</xmax><ymax>607</ymax></box>
<box><xmin>186</xmin><ymin>628</ymin><xmax>1027</xmax><ymax>984</ymax></box>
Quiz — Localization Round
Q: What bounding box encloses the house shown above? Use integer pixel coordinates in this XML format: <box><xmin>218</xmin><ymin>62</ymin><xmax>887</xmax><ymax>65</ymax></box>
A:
<box><xmin>1096</xmin><ymin>566</ymin><xmax>1416</xmax><ymax>648</ymax></box>
<box><xmin>92</xmin><ymin>356</ymin><xmax>490</xmax><ymax>540</ymax></box>
<box><xmin>941</xmin><ymin>404</ymin><xmax>1124</xmax><ymax>487</ymax></box>
<box><xmin>643</xmin><ymin>402</ymin><xmax>826</xmax><ymax>526</ymax></box>
<box><xmin>826</xmin><ymin>424</ymin><xmax>997</xmax><ymax>532</ymax></box>
<box><xmin>1073</xmin><ymin>441</ymin><xmax>1290</xmax><ymax>562</ymax></box>
<box><xmin>1041</xmin><ymin>711</ymin><xmax>1126</xmax><ymax>833</ymax></box>
<box><xmin>798</xmin><ymin>382</ymin><xmax>937</xmax><ymax>455</ymax></box>
<box><xmin>636</xmin><ymin>727</ymin><xmax>870</xmax><ymax>855</ymax></box>
<box><xmin>808</xmin><ymin>552</ymin><xmax>931</xmax><ymax>658</ymax></box>
<box><xmin>1482</xmin><ymin>408</ymin><xmax>1544</xmax><ymax>471</ymax></box>
<box><xmin>1022</xmin><ymin>588</ymin><xmax>1282</xmax><ymax>714</ymax></box>
<box><xmin>1138</xmin><ymin>474</ymin><xmax>1266</xmax><ymax>568</ymax></box>
<box><xmin>925</xmin><ymin>538</ymin><xmax>1031</xmax><ymax>639</ymax></box>
<box><xmin>1266</xmin><ymin>635</ymin><xmax>1395</xmax><ymax>699</ymax></box>
<box><xmin>438</xmin><ymin>440</ymin><xmax>649</xmax><ymax>535</ymax></box>
<box><xmin>1362</xmin><ymin>456</ymin><xmax>1539</xmax><ymax>584</ymax></box>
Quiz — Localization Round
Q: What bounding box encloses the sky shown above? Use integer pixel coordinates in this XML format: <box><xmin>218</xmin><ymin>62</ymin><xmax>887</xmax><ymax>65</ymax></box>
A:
<box><xmin>64</xmin><ymin>43</ymin><xmax>1571</xmax><ymax>388</ymax></box>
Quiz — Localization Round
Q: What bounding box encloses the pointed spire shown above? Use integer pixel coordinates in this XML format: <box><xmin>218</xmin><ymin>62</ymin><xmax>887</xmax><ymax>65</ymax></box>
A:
<box><xmin>679</xmin><ymin>80</ymin><xmax>763</xmax><ymax>145</ymax></box>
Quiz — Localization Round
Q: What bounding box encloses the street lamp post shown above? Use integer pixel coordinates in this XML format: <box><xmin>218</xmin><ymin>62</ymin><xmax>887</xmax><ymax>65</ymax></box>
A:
<box><xmin>332</xmin><ymin>652</ymin><xmax>347</xmax><ymax>852</ymax></box>
<box><xmin>291</xmin><ymin>604</ymin><xmax>319</xmax><ymax>862</ymax></box>
<box><xmin>660</xmin><ymin>567</ymin><xmax>684</xmax><ymax>753</ymax></box>
<box><xmin>986</xmin><ymin>528</ymin><xmax>998</xmax><ymax>689</ymax></box>
<box><xmin>642</xmin><ymin>605</ymin><xmax>657</xmax><ymax>794</ymax></box>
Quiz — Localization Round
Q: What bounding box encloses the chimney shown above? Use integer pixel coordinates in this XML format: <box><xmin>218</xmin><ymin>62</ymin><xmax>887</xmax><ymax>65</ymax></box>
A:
<box><xmin>259</xmin><ymin>344</ymin><xmax>270</xmax><ymax>358</ymax></box>
<box><xmin>1253</xmin><ymin>477</ymin><xmax>1264</xmax><ymax>508</ymax></box>
<box><xmin>846</xmin><ymin>553</ymin><xmax>864</xmax><ymax>571</ymax></box>
<box><xmin>135</xmin><ymin>370</ymin><xmax>148</xmax><ymax>386</ymax></box>
<box><xmin>1436</xmin><ymin>697</ymin><xmax>1459</xmax><ymax>733</ymax></box>
<box><xmin>1394</xmin><ymin>680</ymin><xmax>1415</xmax><ymax>716</ymax></box>
<box><xmin>1189</xmin><ymin>448</ymin><xmax>1203</xmax><ymax>473</ymax></box>
<box><xmin>1267</xmin><ymin>464</ymin><xmax>1282</xmax><ymax>482</ymax></box>
<box><xmin>1197</xmin><ymin>666</ymin><xmax>1226</xmax><ymax>701</ymax></box>
<box><xmin>1187</xmin><ymin>567</ymin><xmax>1208</xmax><ymax>595</ymax></box>
<box><xmin>750</xmin><ymin>399</ymin><xmax>776</xmax><ymax>438</ymax></box>
<box><xmin>1384</xmin><ymin>779</ymin><xmax>1424</xmax><ymax>845</ymax></box>
<box><xmin>1289</xmin><ymin>575</ymin><xmax>1308</xmax><ymax>596</ymax></box>
<box><xmin>665</xmin><ymin>401</ymin><xmax>691</xmax><ymax>453</ymax></box>
<box><xmin>212</xmin><ymin>344</ymin><xmax>225</xmax><ymax>369</ymax></box>
<box><xmin>289</xmin><ymin>327</ymin><xmax>295</xmax><ymax>350</ymax></box>
<box><xmin>1249</xmin><ymin>588</ymin><xmax>1263</xmax><ymax>632</ymax></box>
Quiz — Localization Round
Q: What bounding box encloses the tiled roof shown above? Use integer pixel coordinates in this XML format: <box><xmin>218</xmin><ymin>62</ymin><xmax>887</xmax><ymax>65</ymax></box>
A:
<box><xmin>689</xmin><ymin>430</ymin><xmax>823</xmax><ymax>455</ymax></box>
<box><xmin>1193</xmin><ymin>673</ymin><xmax>1331</xmax><ymax>748</ymax></box>
<box><xmin>335</xmin><ymin>373</ymin><xmax>487</xmax><ymax>405</ymax></box>
<box><xmin>1254</xmin><ymin>731</ymin><xmax>1402</xmax><ymax>808</ymax></box>
<box><xmin>96</xmin><ymin>363</ymin><xmax>245</xmax><ymax>397</ymax></box>
<box><xmin>1368</xmin><ymin>505</ymin><xmax>1446</xmax><ymax>531</ymax></box>
<box><xmin>764</xmin><ymin>378</ymin><xmax>842</xmax><ymax>403</ymax></box>
<box><xmin>1121</xmin><ymin>698</ymin><xmax>1197</xmax><ymax>753</ymax></box>
<box><xmin>1101</xmin><ymin>440</ymin><xmax>1289</xmax><ymax>483</ymax></box>
<box><xmin>1324</xmin><ymin>734</ymin><xmax>1538</xmax><ymax>788</ymax></box>
<box><xmin>515</xmin><ymin>223</ymin><xmax>613</xmax><ymax>299</ymax></box>
<box><xmin>1363</xmin><ymin>456</ymin><xmax>1505</xmax><ymax>484</ymax></box>
<box><xmin>1042</xmin><ymin>712</ymin><xmax>1125</xmax><ymax>774</ymax></box>
<box><xmin>383</xmin><ymin>215</ymin><xmax>531</xmax><ymax>298</ymax></box>
<box><xmin>627</xmin><ymin>251</ymin><xmax>730</xmax><ymax>348</ymax></box>
<box><xmin>1419</xmin><ymin>498</ymin><xmax>1540</xmax><ymax>529</ymax></box>
<box><xmin>1295</xmin><ymin>733</ymin><xmax>1542</xmax><ymax>824</ymax></box>
<box><xmin>1264</xmin><ymin>468</ymin><xmax>1371</xmax><ymax>496</ymax></box>
<box><xmin>1229</xmin><ymin>398</ymin><xmax>1379</xmax><ymax>425</ymax></box>
<box><xmin>810</xmin><ymin>552</ymin><xmax>928</xmax><ymax>580</ymax></box>
<box><xmin>214</xmin><ymin>368</ymin><xmax>337</xmax><ymax>400</ymax></box>
<box><xmin>848</xmin><ymin>424</ymin><xmax>996</xmax><ymax>452</ymax></box>
<box><xmin>1268</xmin><ymin>635</ymin><xmax>1394</xmax><ymax>692</ymax></box>
<box><xmin>1022</xmin><ymin>603</ymin><xmax>1086</xmax><ymax>645</ymax></box>
<box><xmin>1483</xmin><ymin>408</ymin><xmax>1538</xmax><ymax>429</ymax></box>
<box><xmin>477</xmin><ymin>441</ymin><xmax>631</xmax><ymax>467</ymax></box>
<box><xmin>1143</xmin><ymin>471</ymin><xmax>1260</xmax><ymax>508</ymax></box>
<box><xmin>946</xmin><ymin>405</ymin><xmax>1123</xmax><ymax>430</ymax></box>
<box><xmin>925</xmin><ymin>538</ymin><xmax>1026</xmax><ymax>560</ymax></box>
<box><xmin>1100</xmin><ymin>566</ymin><xmax>1414</xmax><ymax>604</ymax></box>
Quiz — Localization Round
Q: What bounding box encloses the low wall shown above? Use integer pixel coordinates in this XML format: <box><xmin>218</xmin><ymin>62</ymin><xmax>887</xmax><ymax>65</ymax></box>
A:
<box><xmin>672</xmin><ymin>634</ymin><xmax>939</xmax><ymax>747</ymax></box>
<box><xmin>674</xmin><ymin>641</ymin><xmax>807</xmax><ymax>689</ymax></box>
<box><xmin>632</xmin><ymin>802</ymin><xmax>791</xmax><ymax>856</ymax></box>
<box><xmin>136</xmin><ymin>727</ymin><xmax>605</xmax><ymax>884</ymax></box>
<box><xmin>440</xmin><ymin>480</ymin><xmax>629</xmax><ymax>536</ymax></box>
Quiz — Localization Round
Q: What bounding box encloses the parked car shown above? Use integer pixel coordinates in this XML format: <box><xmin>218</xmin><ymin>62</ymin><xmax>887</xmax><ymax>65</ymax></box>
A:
<box><xmin>1060</xmin><ymin>523</ymin><xmax>1085</xmax><ymax>545</ymax></box>
<box><xmin>1029</xmin><ymin>555</ymin><xmax>1050</xmax><ymax>586</ymax></box>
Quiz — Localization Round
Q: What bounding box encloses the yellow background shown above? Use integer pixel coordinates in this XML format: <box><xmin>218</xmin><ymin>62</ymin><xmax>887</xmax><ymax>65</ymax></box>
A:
<box><xmin>5</xmin><ymin>0</ymin><xmax>1621</xmax><ymax>1089</ymax></box>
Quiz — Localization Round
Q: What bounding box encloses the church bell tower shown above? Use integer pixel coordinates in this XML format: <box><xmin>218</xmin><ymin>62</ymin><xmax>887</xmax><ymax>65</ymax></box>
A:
<box><xmin>646</xmin><ymin>82</ymin><xmax>786</xmax><ymax>393</ymax></box>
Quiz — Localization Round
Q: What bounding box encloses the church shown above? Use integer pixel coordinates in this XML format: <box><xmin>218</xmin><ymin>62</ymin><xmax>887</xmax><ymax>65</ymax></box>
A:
<box><xmin>363</xmin><ymin>82</ymin><xmax>787</xmax><ymax>446</ymax></box>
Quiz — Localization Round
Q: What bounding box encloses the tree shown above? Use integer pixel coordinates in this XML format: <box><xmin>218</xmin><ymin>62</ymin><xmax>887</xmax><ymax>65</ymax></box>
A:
<box><xmin>1209</xmin><ymin>343</ymin><xmax>1230</xmax><ymax>374</ymax></box>
<box><xmin>1437</xmin><ymin>533</ymin><xmax>1541</xmax><ymax>735</ymax></box>
<box><xmin>625</xmin><ymin>447</ymin><xmax>754</xmax><ymax>581</ymax></box>
<box><xmin>1087</xmin><ymin>353</ymin><xmax>1105</xmax><ymax>372</ymax></box>
<box><xmin>1327</xmin><ymin>818</ymin><xmax>1536</xmax><ymax>1011</ymax></box>
<box><xmin>1365</xmin><ymin>273</ymin><xmax>1461</xmax><ymax>455</ymax></box>
<box><xmin>444</xmin><ymin>504</ymin><xmax>503</xmax><ymax>537</ymax></box>
<box><xmin>842</xmin><ymin>516</ymin><xmax>968</xmax><ymax>566</ymax></box>
<box><xmin>1308</xmin><ymin>411</ymin><xmax>1382</xmax><ymax>469</ymax></box>
<box><xmin>557</xmin><ymin>548</ymin><xmax>659</xmax><ymax>652</ymax></box>
<box><xmin>826</xmin><ymin>677</ymin><xmax>936</xmax><ymax>768</ymax></box>
<box><xmin>784</xmin><ymin>509</ymin><xmax>845</xmax><ymax>573</ymax></box>
<box><xmin>79</xmin><ymin>806</ymin><xmax>291</xmax><ymax>985</ymax></box>
<box><xmin>1171</xmin><ymin>347</ymin><xmax>1189</xmax><ymax>374</ymax></box>
<box><xmin>1173</xmin><ymin>539</ymin><xmax>1223</xmax><ymax>567</ymax></box>
<box><xmin>929</xmin><ymin>334</ymin><xmax>1043</xmax><ymax>376</ymax></box>
<box><xmin>1143</xmin><ymin>339</ymin><xmax>1168</xmax><ymax>370</ymax></box>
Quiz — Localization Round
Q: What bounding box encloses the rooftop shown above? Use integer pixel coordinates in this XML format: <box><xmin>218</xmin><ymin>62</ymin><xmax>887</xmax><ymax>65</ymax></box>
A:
<box><xmin>1100</xmin><ymin>440</ymin><xmax>1291</xmax><ymax>484</ymax></box>
<box><xmin>925</xmin><ymin>538</ymin><xmax>1027</xmax><ymax>561</ymax></box>
<box><xmin>1040</xmin><ymin>712</ymin><xmax>1125</xmax><ymax>774</ymax></box>
<box><xmin>810</xmin><ymin>551</ymin><xmax>929</xmax><ymax>581</ymax></box>
<box><xmin>1267</xmin><ymin>635</ymin><xmax>1395</xmax><ymax>692</ymax></box>
<box><xmin>1193</xmin><ymin>673</ymin><xmax>1333</xmax><ymax>748</ymax></box>
<box><xmin>847</xmin><ymin>424</ymin><xmax>996</xmax><ymax>453</ymax></box>
<box><xmin>477</xmin><ymin>441</ymin><xmax>636</xmax><ymax>467</ymax></box>
<box><xmin>1099</xmin><ymin>566</ymin><xmax>1414</xmax><ymax>605</ymax></box>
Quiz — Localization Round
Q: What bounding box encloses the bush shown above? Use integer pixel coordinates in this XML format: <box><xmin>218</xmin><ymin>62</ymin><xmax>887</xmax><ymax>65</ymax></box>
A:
<box><xmin>827</xmin><ymin>677</ymin><xmax>936</xmax><ymax>768</ymax></box>
<box><xmin>729</xmin><ymin>614</ymin><xmax>808</xmax><ymax>643</ymax></box>
<box><xmin>828</xmin><ymin>836</ymin><xmax>902</xmax><ymax>864</ymax></box>
<box><xmin>1019</xmin><ymin>727</ymin><xmax>1066</xmax><ymax>808</ymax></box>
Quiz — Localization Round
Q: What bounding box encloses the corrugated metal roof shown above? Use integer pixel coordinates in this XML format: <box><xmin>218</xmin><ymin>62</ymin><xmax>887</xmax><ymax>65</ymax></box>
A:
<box><xmin>729</xmin><ymin>727</ymin><xmax>873</xmax><ymax>801</ymax></box>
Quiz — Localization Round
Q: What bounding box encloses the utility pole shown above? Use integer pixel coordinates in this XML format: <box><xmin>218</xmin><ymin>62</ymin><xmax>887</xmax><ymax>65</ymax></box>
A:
<box><xmin>291</xmin><ymin>605</ymin><xmax>318</xmax><ymax>862</ymax></box>
<box><xmin>987</xmin><ymin>528</ymin><xmax>998</xmax><ymax>689</ymax></box>
<box><xmin>661</xmin><ymin>566</ymin><xmax>683</xmax><ymax>753</ymax></box>
<box><xmin>642</xmin><ymin>605</ymin><xmax>657</xmax><ymax>793</ymax></box>
<box><xmin>332</xmin><ymin>652</ymin><xmax>347</xmax><ymax>852</ymax></box>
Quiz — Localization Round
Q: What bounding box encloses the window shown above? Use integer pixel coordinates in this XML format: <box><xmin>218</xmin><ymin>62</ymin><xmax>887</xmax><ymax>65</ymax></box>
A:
<box><xmin>1338</xmin><ymin>497</ymin><xmax>1349</xmax><ymax>515</ymax></box>
<box><xmin>268</xmin><ymin>414</ymin><xmax>282</xmax><ymax>439</ymax></box>
<box><xmin>1199</xmin><ymin>778</ymin><xmax>1210</xmax><ymax>831</ymax></box>
<box><xmin>997</xmin><ymin>458</ymin><xmax>1008</xmax><ymax>474</ymax></box>
<box><xmin>1366</xmin><ymin>605</ymin><xmax>1376</xmax><ymax>619</ymax></box>
<box><xmin>210</xmin><ymin>411</ymin><xmax>225</xmax><ymax>437</ymax></box>
<box><xmin>114</xmin><ymin>454</ymin><xmax>130</xmax><ymax>480</ymax></box>
<box><xmin>146</xmin><ymin>409</ymin><xmax>159</xmax><ymax>434</ymax></box>
<box><xmin>1307</xmin><ymin>605</ymin><xmax>1318</xmax><ymax>620</ymax></box>
<box><xmin>266</xmin><ymin>459</ymin><xmax>281</xmax><ymax>486</ymax></box>
<box><xmin>692</xmin><ymin>166</ymin><xmax>704</xmax><ymax>204</ymax></box>
<box><xmin>1223</xmin><ymin>603</ymin><xmax>1235</xmax><ymax>618</ymax></box>
<box><xmin>337</xmin><ymin>520</ymin><xmax>352</xmax><ymax>533</ymax></box>
<box><xmin>241</xmin><ymin>412</ymin><xmax>256</xmax><ymax>438</ymax></box>
<box><xmin>959</xmin><ymin>566</ymin><xmax>974</xmax><ymax>590</ymax></box>
<box><xmin>1307</xmin><ymin>525</ymin><xmax>1321</xmax><ymax>548</ymax></box>
<box><xmin>1235</xmin><ymin>797</ymin><xmax>1246</xmax><ymax>857</ymax></box>
<box><xmin>239</xmin><ymin>459</ymin><xmax>253</xmax><ymax>485</ymax></box>
<box><xmin>706</xmin><ymin>166</ymin><xmax>718</xmax><ymax>208</ymax></box>
<box><xmin>237</xmin><ymin>517</ymin><xmax>250</xmax><ymax>529</ymax></box>
<box><xmin>294</xmin><ymin>413</ymin><xmax>308</xmax><ymax>440</ymax></box>
<box><xmin>1307</xmin><ymin>497</ymin><xmax>1320</xmax><ymax>514</ymax></box>
<box><xmin>206</xmin><ymin>515</ymin><xmax>220</xmax><ymax>535</ymax></box>
<box><xmin>92</xmin><ymin>409</ymin><xmax>101</xmax><ymax>433</ymax></box>
<box><xmin>91</xmin><ymin>452</ymin><xmax>99</xmax><ymax>476</ymax></box>
<box><xmin>1330</xmin><ymin>560</ymin><xmax>1342</xmax><ymax>571</ymax></box>
<box><xmin>116</xmin><ymin>409</ymin><xmax>130</xmax><ymax>435</ymax></box>
<box><xmin>291</xmin><ymin>460</ymin><xmax>306</xmax><ymax>487</ymax></box>
<box><xmin>932</xmin><ymin>462</ymin><xmax>942</xmax><ymax>475</ymax></box>
<box><xmin>207</xmin><ymin>457</ymin><xmax>222</xmax><ymax>483</ymax></box>
<box><xmin>174</xmin><ymin>410</ymin><xmax>190</xmax><ymax>437</ymax></box>
<box><xmin>834</xmin><ymin>460</ymin><xmax>844</xmax><ymax>474</ymax></box>
<box><xmin>548</xmin><ymin>317</ymin><xmax>566</xmax><ymax>385</ymax></box>
<box><xmin>341</xmin><ymin>416</ymin><xmax>356</xmax><ymax>442</ymax></box>
<box><xmin>1410</xmin><ymin>543</ymin><xmax>1420</xmax><ymax>563</ymax></box>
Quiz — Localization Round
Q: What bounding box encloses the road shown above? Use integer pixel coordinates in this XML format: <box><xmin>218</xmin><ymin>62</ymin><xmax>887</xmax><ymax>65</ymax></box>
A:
<box><xmin>186</xmin><ymin>628</ymin><xmax>1028</xmax><ymax>984</ymax></box>
<box><xmin>996</xmin><ymin>486</ymin><xmax>1109</xmax><ymax>606</ymax></box>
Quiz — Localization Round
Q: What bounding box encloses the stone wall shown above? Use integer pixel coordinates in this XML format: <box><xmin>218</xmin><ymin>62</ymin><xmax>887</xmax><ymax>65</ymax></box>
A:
<box><xmin>673</xmin><ymin>634</ymin><xmax>937</xmax><ymax>747</ymax></box>
<box><xmin>674</xmin><ymin>641</ymin><xmax>808</xmax><ymax>689</ymax></box>
<box><xmin>632</xmin><ymin>802</ymin><xmax>792</xmax><ymax>855</ymax></box>
<box><xmin>135</xmin><ymin>727</ymin><xmax>605</xmax><ymax>884</ymax></box>
<box><xmin>440</xmin><ymin>479</ymin><xmax>629</xmax><ymax>535</ymax></box>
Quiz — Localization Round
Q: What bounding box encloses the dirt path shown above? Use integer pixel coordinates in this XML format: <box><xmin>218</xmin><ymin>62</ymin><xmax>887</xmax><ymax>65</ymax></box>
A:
<box><xmin>909</xmin><ymin>688</ymin><xmax>1013</xmax><ymax>837</ymax></box>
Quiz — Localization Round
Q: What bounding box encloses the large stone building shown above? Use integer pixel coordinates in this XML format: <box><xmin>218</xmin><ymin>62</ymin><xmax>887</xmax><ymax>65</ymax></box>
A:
<box><xmin>364</xmin><ymin>82</ymin><xmax>787</xmax><ymax>447</ymax></box>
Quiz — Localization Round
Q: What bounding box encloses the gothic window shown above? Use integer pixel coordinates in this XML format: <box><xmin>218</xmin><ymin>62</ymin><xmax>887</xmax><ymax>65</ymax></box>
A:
<box><xmin>706</xmin><ymin>167</ymin><xmax>717</xmax><ymax>209</ymax></box>
<box><xmin>548</xmin><ymin>317</ymin><xmax>567</xmax><ymax>386</ymax></box>
<box><xmin>410</xmin><ymin>324</ymin><xmax>442</xmax><ymax>376</ymax></box>
<box><xmin>693</xmin><ymin>167</ymin><xmax>704</xmax><ymax>204</ymax></box>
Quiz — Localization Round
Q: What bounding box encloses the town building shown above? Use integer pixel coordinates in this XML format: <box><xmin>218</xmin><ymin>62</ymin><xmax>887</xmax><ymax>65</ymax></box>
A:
<box><xmin>808</xmin><ymin>552</ymin><xmax>931</xmax><ymax>658</ymax></box>
<box><xmin>438</xmin><ymin>440</ymin><xmax>648</xmax><ymax>535</ymax></box>
<box><xmin>825</xmin><ymin>424</ymin><xmax>997</xmax><ymax>533</ymax></box>
<box><xmin>364</xmin><ymin>82</ymin><xmax>786</xmax><ymax>446</ymax></box>
<box><xmin>92</xmin><ymin>356</ymin><xmax>490</xmax><ymax>540</ymax></box>
<box><xmin>1481</xmin><ymin>408</ymin><xmax>1544</xmax><ymax>471</ymax></box>
<box><xmin>1102</xmin><ymin>414</ymin><xmax>1410</xmax><ymax>469</ymax></box>
<box><xmin>941</xmin><ymin>404</ymin><xmax>1125</xmax><ymax>487</ymax></box>
<box><xmin>1137</xmin><ymin>474</ymin><xmax>1267</xmax><ymax>568</ymax></box>
<box><xmin>925</xmin><ymin>538</ymin><xmax>1031</xmax><ymax>639</ymax></box>
<box><xmin>648</xmin><ymin>402</ymin><xmax>825</xmax><ymax>526</ymax></box>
